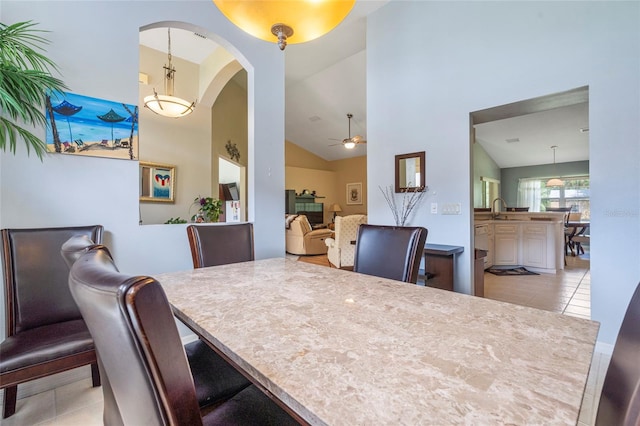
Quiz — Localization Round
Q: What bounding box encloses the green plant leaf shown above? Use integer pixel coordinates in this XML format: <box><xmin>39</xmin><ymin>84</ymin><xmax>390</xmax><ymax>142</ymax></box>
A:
<box><xmin>0</xmin><ymin>21</ymin><xmax>68</xmax><ymax>160</ymax></box>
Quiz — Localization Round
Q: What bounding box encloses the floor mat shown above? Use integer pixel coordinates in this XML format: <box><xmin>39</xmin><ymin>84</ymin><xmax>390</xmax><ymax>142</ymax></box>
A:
<box><xmin>486</xmin><ymin>266</ymin><xmax>539</xmax><ymax>276</ymax></box>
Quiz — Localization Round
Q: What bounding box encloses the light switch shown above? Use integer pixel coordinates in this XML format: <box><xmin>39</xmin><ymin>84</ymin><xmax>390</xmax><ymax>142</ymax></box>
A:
<box><xmin>431</xmin><ymin>203</ymin><xmax>438</xmax><ymax>214</ymax></box>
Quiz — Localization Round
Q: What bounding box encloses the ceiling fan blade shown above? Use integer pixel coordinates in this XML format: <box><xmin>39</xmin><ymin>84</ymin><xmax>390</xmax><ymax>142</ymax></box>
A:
<box><xmin>328</xmin><ymin>138</ymin><xmax>342</xmax><ymax>141</ymax></box>
<box><xmin>328</xmin><ymin>142</ymin><xmax>343</xmax><ymax>147</ymax></box>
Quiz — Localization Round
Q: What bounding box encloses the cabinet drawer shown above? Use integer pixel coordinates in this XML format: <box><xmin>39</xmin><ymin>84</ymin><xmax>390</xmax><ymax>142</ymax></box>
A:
<box><xmin>523</xmin><ymin>224</ymin><xmax>546</xmax><ymax>235</ymax></box>
<box><xmin>494</xmin><ymin>224</ymin><xmax>518</xmax><ymax>234</ymax></box>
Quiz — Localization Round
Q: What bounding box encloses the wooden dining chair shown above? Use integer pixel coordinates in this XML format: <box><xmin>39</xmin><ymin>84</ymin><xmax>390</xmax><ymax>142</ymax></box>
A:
<box><xmin>353</xmin><ymin>224</ymin><xmax>428</xmax><ymax>284</ymax></box>
<box><xmin>595</xmin><ymin>281</ymin><xmax>640</xmax><ymax>425</ymax></box>
<box><xmin>68</xmin><ymin>246</ymin><xmax>297</xmax><ymax>426</ymax></box>
<box><xmin>187</xmin><ymin>223</ymin><xmax>254</xmax><ymax>268</ymax></box>
<box><xmin>0</xmin><ymin>225</ymin><xmax>103</xmax><ymax>418</ymax></box>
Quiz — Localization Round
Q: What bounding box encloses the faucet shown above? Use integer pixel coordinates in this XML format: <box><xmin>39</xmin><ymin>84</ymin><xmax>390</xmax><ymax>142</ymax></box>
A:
<box><xmin>492</xmin><ymin>197</ymin><xmax>507</xmax><ymax>218</ymax></box>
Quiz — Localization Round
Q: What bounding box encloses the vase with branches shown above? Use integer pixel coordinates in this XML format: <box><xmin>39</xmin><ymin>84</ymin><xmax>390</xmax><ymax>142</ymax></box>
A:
<box><xmin>0</xmin><ymin>21</ymin><xmax>68</xmax><ymax>159</ymax></box>
<box><xmin>379</xmin><ymin>184</ymin><xmax>428</xmax><ymax>226</ymax></box>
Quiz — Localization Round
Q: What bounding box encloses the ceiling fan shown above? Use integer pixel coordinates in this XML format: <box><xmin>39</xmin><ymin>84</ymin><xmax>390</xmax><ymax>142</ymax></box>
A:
<box><xmin>329</xmin><ymin>113</ymin><xmax>366</xmax><ymax>149</ymax></box>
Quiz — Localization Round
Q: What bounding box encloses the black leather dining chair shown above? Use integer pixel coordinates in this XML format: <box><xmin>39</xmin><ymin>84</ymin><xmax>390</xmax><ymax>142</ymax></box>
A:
<box><xmin>353</xmin><ymin>224</ymin><xmax>428</xmax><ymax>284</ymax></box>
<box><xmin>68</xmin><ymin>246</ymin><xmax>298</xmax><ymax>426</ymax></box>
<box><xmin>60</xmin><ymin>237</ymin><xmax>252</xmax><ymax>425</ymax></box>
<box><xmin>0</xmin><ymin>225</ymin><xmax>103</xmax><ymax>418</ymax></box>
<box><xmin>187</xmin><ymin>223</ymin><xmax>254</xmax><ymax>268</ymax></box>
<box><xmin>595</xmin><ymin>281</ymin><xmax>640</xmax><ymax>426</ymax></box>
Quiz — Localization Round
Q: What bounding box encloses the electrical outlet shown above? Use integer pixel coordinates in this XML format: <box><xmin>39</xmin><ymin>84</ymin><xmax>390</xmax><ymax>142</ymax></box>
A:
<box><xmin>431</xmin><ymin>203</ymin><xmax>438</xmax><ymax>214</ymax></box>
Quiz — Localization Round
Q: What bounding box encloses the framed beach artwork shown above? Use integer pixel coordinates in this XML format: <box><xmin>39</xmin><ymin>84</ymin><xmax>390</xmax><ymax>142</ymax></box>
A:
<box><xmin>45</xmin><ymin>91</ymin><xmax>138</xmax><ymax>160</ymax></box>
<box><xmin>140</xmin><ymin>162</ymin><xmax>175</xmax><ymax>203</ymax></box>
<box><xmin>346</xmin><ymin>182</ymin><xmax>363</xmax><ymax>205</ymax></box>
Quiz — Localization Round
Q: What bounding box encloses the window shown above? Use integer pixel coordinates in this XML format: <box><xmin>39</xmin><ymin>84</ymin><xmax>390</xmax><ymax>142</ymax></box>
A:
<box><xmin>517</xmin><ymin>176</ymin><xmax>590</xmax><ymax>219</ymax></box>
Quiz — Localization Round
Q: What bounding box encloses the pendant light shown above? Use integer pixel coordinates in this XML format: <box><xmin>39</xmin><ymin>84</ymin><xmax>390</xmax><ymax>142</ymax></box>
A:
<box><xmin>546</xmin><ymin>145</ymin><xmax>565</xmax><ymax>187</ymax></box>
<box><xmin>212</xmin><ymin>0</ymin><xmax>355</xmax><ymax>50</ymax></box>
<box><xmin>143</xmin><ymin>28</ymin><xmax>196</xmax><ymax>118</ymax></box>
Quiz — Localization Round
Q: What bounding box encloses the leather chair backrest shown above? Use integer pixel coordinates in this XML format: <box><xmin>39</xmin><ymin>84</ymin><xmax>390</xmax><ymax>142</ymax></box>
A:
<box><xmin>1</xmin><ymin>225</ymin><xmax>103</xmax><ymax>334</ymax></box>
<box><xmin>353</xmin><ymin>224</ymin><xmax>428</xmax><ymax>284</ymax></box>
<box><xmin>69</xmin><ymin>247</ymin><xmax>202</xmax><ymax>426</ymax></box>
<box><xmin>60</xmin><ymin>235</ymin><xmax>98</xmax><ymax>269</ymax></box>
<box><xmin>595</xmin><ymin>281</ymin><xmax>640</xmax><ymax>426</ymax></box>
<box><xmin>187</xmin><ymin>224</ymin><xmax>254</xmax><ymax>269</ymax></box>
<box><xmin>60</xmin><ymin>236</ymin><xmax>124</xmax><ymax>426</ymax></box>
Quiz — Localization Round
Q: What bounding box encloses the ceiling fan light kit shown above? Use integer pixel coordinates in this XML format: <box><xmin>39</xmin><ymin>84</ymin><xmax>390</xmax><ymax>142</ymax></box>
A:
<box><xmin>330</xmin><ymin>113</ymin><xmax>366</xmax><ymax>149</ymax></box>
<box><xmin>212</xmin><ymin>0</ymin><xmax>355</xmax><ymax>50</ymax></box>
<box><xmin>143</xmin><ymin>28</ymin><xmax>196</xmax><ymax>118</ymax></box>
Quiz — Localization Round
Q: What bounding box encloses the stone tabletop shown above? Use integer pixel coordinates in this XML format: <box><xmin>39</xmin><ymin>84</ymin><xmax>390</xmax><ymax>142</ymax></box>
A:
<box><xmin>157</xmin><ymin>258</ymin><xmax>599</xmax><ymax>425</ymax></box>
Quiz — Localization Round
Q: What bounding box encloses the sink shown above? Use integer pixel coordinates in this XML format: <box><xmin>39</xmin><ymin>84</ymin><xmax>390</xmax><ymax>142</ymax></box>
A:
<box><xmin>505</xmin><ymin>207</ymin><xmax>529</xmax><ymax>212</ymax></box>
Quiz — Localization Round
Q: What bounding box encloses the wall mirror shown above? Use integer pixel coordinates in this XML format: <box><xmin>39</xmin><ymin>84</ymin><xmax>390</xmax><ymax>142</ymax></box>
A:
<box><xmin>138</xmin><ymin>23</ymin><xmax>248</xmax><ymax>225</ymax></box>
<box><xmin>395</xmin><ymin>151</ymin><xmax>425</xmax><ymax>193</ymax></box>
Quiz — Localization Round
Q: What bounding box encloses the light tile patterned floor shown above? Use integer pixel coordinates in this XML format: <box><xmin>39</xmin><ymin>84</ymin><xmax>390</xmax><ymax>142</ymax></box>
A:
<box><xmin>1</xmin><ymin>251</ymin><xmax>607</xmax><ymax>425</ymax></box>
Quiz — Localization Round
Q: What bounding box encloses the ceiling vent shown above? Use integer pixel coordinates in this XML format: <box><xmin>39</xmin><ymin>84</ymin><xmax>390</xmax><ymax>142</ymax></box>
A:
<box><xmin>505</xmin><ymin>138</ymin><xmax>520</xmax><ymax>143</ymax></box>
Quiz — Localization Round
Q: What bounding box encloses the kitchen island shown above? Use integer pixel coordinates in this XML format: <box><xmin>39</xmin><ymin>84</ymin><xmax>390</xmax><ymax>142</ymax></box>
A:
<box><xmin>475</xmin><ymin>212</ymin><xmax>566</xmax><ymax>273</ymax></box>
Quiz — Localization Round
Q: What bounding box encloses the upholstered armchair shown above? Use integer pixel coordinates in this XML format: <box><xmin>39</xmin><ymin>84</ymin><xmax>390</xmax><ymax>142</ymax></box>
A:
<box><xmin>324</xmin><ymin>214</ymin><xmax>367</xmax><ymax>269</ymax></box>
<box><xmin>285</xmin><ymin>215</ymin><xmax>333</xmax><ymax>255</ymax></box>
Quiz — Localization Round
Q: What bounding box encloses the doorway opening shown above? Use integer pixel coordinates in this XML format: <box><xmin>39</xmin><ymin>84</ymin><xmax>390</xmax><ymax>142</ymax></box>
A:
<box><xmin>470</xmin><ymin>86</ymin><xmax>590</xmax><ymax>319</ymax></box>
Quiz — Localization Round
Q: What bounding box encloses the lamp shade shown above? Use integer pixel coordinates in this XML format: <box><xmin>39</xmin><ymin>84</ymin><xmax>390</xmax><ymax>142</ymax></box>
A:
<box><xmin>213</xmin><ymin>0</ymin><xmax>355</xmax><ymax>45</ymax></box>
<box><xmin>546</xmin><ymin>178</ymin><xmax>565</xmax><ymax>187</ymax></box>
<box><xmin>329</xmin><ymin>203</ymin><xmax>342</xmax><ymax>213</ymax></box>
<box><xmin>144</xmin><ymin>94</ymin><xmax>195</xmax><ymax>118</ymax></box>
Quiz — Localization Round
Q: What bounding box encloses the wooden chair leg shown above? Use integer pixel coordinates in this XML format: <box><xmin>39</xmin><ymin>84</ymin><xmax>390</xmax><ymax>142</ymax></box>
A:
<box><xmin>3</xmin><ymin>385</ymin><xmax>17</xmax><ymax>418</ymax></box>
<box><xmin>91</xmin><ymin>362</ymin><xmax>101</xmax><ymax>387</ymax></box>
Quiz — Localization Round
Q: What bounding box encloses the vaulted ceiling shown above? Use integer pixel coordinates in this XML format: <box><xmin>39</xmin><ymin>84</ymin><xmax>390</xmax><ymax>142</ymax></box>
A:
<box><xmin>140</xmin><ymin>1</ymin><xmax>589</xmax><ymax>166</ymax></box>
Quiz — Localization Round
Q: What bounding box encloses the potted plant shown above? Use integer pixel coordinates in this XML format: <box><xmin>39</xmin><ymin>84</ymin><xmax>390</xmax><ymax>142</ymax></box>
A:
<box><xmin>0</xmin><ymin>21</ymin><xmax>67</xmax><ymax>159</ymax></box>
<box><xmin>191</xmin><ymin>196</ymin><xmax>223</xmax><ymax>223</ymax></box>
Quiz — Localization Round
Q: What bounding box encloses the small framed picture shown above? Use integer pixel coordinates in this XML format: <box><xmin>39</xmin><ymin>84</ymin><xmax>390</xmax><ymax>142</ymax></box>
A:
<box><xmin>346</xmin><ymin>182</ymin><xmax>363</xmax><ymax>205</ymax></box>
<box><xmin>140</xmin><ymin>161</ymin><xmax>175</xmax><ymax>203</ymax></box>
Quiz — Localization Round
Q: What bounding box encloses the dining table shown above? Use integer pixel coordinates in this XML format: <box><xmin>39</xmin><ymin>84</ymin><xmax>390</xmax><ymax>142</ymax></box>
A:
<box><xmin>566</xmin><ymin>221</ymin><xmax>590</xmax><ymax>256</ymax></box>
<box><xmin>157</xmin><ymin>258</ymin><xmax>599</xmax><ymax>425</ymax></box>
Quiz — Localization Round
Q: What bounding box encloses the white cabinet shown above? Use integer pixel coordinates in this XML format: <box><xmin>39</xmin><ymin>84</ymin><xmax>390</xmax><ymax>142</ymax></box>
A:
<box><xmin>487</xmin><ymin>225</ymin><xmax>495</xmax><ymax>268</ymax></box>
<box><xmin>494</xmin><ymin>224</ymin><xmax>519</xmax><ymax>266</ymax></box>
<box><xmin>522</xmin><ymin>224</ymin><xmax>547</xmax><ymax>268</ymax></box>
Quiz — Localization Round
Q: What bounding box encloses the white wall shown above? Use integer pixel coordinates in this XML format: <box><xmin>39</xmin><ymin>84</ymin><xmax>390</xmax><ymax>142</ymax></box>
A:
<box><xmin>368</xmin><ymin>1</ymin><xmax>640</xmax><ymax>344</ymax></box>
<box><xmin>0</xmin><ymin>1</ymin><xmax>286</xmax><ymax>337</ymax></box>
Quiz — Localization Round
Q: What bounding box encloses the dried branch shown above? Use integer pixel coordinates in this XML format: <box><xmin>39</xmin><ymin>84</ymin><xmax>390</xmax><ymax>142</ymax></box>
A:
<box><xmin>379</xmin><ymin>184</ymin><xmax>428</xmax><ymax>226</ymax></box>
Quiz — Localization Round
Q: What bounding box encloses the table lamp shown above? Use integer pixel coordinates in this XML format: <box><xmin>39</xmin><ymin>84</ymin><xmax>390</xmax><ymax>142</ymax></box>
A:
<box><xmin>329</xmin><ymin>204</ymin><xmax>342</xmax><ymax>222</ymax></box>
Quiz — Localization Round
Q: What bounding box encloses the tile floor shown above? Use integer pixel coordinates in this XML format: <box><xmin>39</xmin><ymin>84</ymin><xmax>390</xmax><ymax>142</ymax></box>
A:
<box><xmin>1</xmin><ymin>251</ymin><xmax>608</xmax><ymax>425</ymax></box>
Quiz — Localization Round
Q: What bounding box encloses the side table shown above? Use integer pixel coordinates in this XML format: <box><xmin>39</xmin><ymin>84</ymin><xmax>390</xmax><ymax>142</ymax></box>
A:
<box><xmin>422</xmin><ymin>244</ymin><xmax>464</xmax><ymax>292</ymax></box>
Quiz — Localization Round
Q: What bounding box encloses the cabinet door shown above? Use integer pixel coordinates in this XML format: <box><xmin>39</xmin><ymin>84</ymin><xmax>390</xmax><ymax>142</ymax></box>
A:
<box><xmin>522</xmin><ymin>224</ymin><xmax>547</xmax><ymax>268</ymax></box>
<box><xmin>494</xmin><ymin>224</ymin><xmax>519</xmax><ymax>265</ymax></box>
<box><xmin>487</xmin><ymin>226</ymin><xmax>495</xmax><ymax>268</ymax></box>
<box><xmin>494</xmin><ymin>234</ymin><xmax>519</xmax><ymax>265</ymax></box>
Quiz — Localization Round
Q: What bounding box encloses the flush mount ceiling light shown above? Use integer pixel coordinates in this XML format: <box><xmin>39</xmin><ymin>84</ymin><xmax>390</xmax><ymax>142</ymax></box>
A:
<box><xmin>546</xmin><ymin>145</ymin><xmax>565</xmax><ymax>187</ymax></box>
<box><xmin>212</xmin><ymin>0</ymin><xmax>355</xmax><ymax>50</ymax></box>
<box><xmin>143</xmin><ymin>28</ymin><xmax>196</xmax><ymax>118</ymax></box>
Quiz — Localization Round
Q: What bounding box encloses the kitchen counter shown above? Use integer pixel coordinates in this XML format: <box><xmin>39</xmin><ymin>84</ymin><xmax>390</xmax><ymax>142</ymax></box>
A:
<box><xmin>474</xmin><ymin>212</ymin><xmax>566</xmax><ymax>272</ymax></box>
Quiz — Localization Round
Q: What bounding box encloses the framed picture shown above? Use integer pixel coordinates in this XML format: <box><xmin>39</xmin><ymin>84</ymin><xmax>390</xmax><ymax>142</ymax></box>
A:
<box><xmin>346</xmin><ymin>182</ymin><xmax>363</xmax><ymax>205</ymax></box>
<box><xmin>140</xmin><ymin>162</ymin><xmax>175</xmax><ymax>203</ymax></box>
<box><xmin>45</xmin><ymin>91</ymin><xmax>138</xmax><ymax>160</ymax></box>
